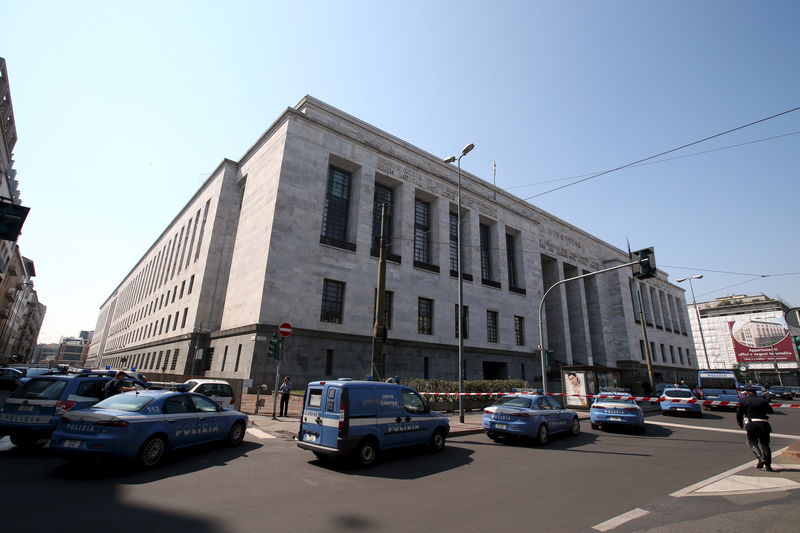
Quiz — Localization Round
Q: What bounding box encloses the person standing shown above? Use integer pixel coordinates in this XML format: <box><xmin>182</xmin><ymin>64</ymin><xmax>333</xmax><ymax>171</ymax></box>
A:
<box><xmin>103</xmin><ymin>371</ymin><xmax>137</xmax><ymax>398</ymax></box>
<box><xmin>278</xmin><ymin>376</ymin><xmax>293</xmax><ymax>417</ymax></box>
<box><xmin>736</xmin><ymin>385</ymin><xmax>775</xmax><ymax>471</ymax></box>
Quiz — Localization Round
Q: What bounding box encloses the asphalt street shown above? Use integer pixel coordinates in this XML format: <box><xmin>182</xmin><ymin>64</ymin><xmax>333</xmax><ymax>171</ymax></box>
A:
<box><xmin>1</xmin><ymin>408</ymin><xmax>799</xmax><ymax>532</ymax></box>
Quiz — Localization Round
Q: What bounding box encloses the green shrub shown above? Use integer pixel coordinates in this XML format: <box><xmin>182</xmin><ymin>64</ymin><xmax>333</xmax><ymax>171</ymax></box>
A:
<box><xmin>404</xmin><ymin>378</ymin><xmax>527</xmax><ymax>394</ymax></box>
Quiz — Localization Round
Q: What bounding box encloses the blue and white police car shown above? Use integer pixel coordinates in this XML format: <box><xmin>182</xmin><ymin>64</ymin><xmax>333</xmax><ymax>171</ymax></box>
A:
<box><xmin>660</xmin><ymin>387</ymin><xmax>702</xmax><ymax>417</ymax></box>
<box><xmin>589</xmin><ymin>392</ymin><xmax>645</xmax><ymax>433</ymax></box>
<box><xmin>483</xmin><ymin>394</ymin><xmax>580</xmax><ymax>445</ymax></box>
<box><xmin>49</xmin><ymin>390</ymin><xmax>248</xmax><ymax>467</ymax></box>
<box><xmin>297</xmin><ymin>379</ymin><xmax>449</xmax><ymax>467</ymax></box>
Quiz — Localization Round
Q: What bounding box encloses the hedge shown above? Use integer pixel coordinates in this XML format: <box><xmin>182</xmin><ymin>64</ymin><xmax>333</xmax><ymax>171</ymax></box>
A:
<box><xmin>403</xmin><ymin>378</ymin><xmax>528</xmax><ymax>394</ymax></box>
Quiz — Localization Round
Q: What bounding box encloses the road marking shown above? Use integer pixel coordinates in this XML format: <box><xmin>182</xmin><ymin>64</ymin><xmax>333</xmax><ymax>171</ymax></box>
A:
<box><xmin>647</xmin><ymin>420</ymin><xmax>800</xmax><ymax>440</ymax></box>
<box><xmin>692</xmin><ymin>474</ymin><xmax>800</xmax><ymax>495</ymax></box>
<box><xmin>246</xmin><ymin>428</ymin><xmax>276</xmax><ymax>439</ymax></box>
<box><xmin>592</xmin><ymin>508</ymin><xmax>649</xmax><ymax>531</ymax></box>
<box><xmin>671</xmin><ymin>446</ymin><xmax>791</xmax><ymax>497</ymax></box>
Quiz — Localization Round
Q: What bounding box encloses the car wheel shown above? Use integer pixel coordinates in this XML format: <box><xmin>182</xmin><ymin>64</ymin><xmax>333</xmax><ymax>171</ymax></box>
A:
<box><xmin>226</xmin><ymin>421</ymin><xmax>245</xmax><ymax>446</ymax></box>
<box><xmin>10</xmin><ymin>433</ymin><xmax>41</xmax><ymax>449</ymax></box>
<box><xmin>429</xmin><ymin>428</ymin><xmax>446</xmax><ymax>452</ymax></box>
<box><xmin>139</xmin><ymin>435</ymin><xmax>167</xmax><ymax>467</ymax></box>
<box><xmin>570</xmin><ymin>417</ymin><xmax>580</xmax><ymax>436</ymax></box>
<box><xmin>356</xmin><ymin>439</ymin><xmax>378</xmax><ymax>467</ymax></box>
<box><xmin>536</xmin><ymin>424</ymin><xmax>549</xmax><ymax>445</ymax></box>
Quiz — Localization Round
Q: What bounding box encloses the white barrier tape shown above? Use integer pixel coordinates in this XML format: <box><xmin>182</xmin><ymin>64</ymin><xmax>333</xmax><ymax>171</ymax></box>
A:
<box><xmin>418</xmin><ymin>392</ymin><xmax>800</xmax><ymax>409</ymax></box>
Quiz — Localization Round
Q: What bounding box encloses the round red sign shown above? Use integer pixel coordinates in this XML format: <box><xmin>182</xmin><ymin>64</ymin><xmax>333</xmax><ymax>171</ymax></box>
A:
<box><xmin>278</xmin><ymin>322</ymin><xmax>292</xmax><ymax>337</ymax></box>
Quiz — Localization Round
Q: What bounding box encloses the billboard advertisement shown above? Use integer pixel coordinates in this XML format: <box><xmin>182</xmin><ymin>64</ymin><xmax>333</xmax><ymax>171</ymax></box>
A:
<box><xmin>564</xmin><ymin>370</ymin><xmax>589</xmax><ymax>408</ymax></box>
<box><xmin>728</xmin><ymin>317</ymin><xmax>796</xmax><ymax>363</ymax></box>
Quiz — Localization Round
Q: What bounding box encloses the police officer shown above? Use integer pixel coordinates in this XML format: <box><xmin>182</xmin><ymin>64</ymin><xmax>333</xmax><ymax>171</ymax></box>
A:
<box><xmin>736</xmin><ymin>385</ymin><xmax>774</xmax><ymax>471</ymax></box>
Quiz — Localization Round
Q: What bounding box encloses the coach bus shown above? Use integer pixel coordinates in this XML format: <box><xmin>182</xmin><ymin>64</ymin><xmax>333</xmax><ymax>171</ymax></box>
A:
<box><xmin>696</xmin><ymin>370</ymin><xmax>740</xmax><ymax>410</ymax></box>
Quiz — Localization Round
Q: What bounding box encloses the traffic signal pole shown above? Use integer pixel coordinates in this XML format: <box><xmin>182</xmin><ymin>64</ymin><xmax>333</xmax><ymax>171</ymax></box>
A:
<box><xmin>538</xmin><ymin>254</ymin><xmax>653</xmax><ymax>393</ymax></box>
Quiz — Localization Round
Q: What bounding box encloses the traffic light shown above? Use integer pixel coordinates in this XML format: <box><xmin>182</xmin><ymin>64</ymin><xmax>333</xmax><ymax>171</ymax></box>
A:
<box><xmin>632</xmin><ymin>247</ymin><xmax>656</xmax><ymax>280</ymax></box>
<box><xmin>268</xmin><ymin>334</ymin><xmax>281</xmax><ymax>360</ymax></box>
<box><xmin>793</xmin><ymin>335</ymin><xmax>800</xmax><ymax>357</ymax></box>
<box><xmin>545</xmin><ymin>349</ymin><xmax>554</xmax><ymax>366</ymax></box>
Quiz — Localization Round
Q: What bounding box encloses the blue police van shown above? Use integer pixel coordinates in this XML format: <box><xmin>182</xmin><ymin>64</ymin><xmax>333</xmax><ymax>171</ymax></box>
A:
<box><xmin>297</xmin><ymin>379</ymin><xmax>449</xmax><ymax>466</ymax></box>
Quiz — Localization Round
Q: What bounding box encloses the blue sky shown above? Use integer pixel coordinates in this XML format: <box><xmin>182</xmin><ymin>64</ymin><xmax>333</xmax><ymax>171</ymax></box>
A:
<box><xmin>1</xmin><ymin>1</ymin><xmax>798</xmax><ymax>343</ymax></box>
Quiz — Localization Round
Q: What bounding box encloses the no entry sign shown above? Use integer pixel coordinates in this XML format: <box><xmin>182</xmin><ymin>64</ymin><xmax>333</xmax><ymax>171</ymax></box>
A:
<box><xmin>278</xmin><ymin>322</ymin><xmax>292</xmax><ymax>337</ymax></box>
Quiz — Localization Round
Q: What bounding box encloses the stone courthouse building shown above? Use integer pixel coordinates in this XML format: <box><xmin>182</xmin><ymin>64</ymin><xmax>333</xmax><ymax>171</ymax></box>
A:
<box><xmin>87</xmin><ymin>96</ymin><xmax>697</xmax><ymax>390</ymax></box>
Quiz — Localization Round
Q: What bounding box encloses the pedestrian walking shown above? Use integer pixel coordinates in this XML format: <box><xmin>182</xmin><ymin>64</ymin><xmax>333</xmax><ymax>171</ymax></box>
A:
<box><xmin>278</xmin><ymin>376</ymin><xmax>293</xmax><ymax>417</ymax></box>
<box><xmin>736</xmin><ymin>385</ymin><xmax>775</xmax><ymax>471</ymax></box>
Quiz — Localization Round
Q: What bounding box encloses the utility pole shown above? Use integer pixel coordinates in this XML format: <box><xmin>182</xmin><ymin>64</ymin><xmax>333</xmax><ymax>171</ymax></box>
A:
<box><xmin>371</xmin><ymin>202</ymin><xmax>391</xmax><ymax>381</ymax></box>
<box><xmin>636</xmin><ymin>283</ymin><xmax>656</xmax><ymax>392</ymax></box>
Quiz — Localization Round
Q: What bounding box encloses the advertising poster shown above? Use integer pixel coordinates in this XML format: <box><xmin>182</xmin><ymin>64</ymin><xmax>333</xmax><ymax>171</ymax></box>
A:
<box><xmin>564</xmin><ymin>370</ymin><xmax>588</xmax><ymax>408</ymax></box>
<box><xmin>728</xmin><ymin>317</ymin><xmax>796</xmax><ymax>363</ymax></box>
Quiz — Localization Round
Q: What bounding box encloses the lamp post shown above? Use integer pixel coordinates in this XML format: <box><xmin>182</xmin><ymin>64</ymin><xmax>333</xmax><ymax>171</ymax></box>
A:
<box><xmin>444</xmin><ymin>142</ymin><xmax>474</xmax><ymax>424</ymax></box>
<box><xmin>677</xmin><ymin>275</ymin><xmax>711</xmax><ymax>370</ymax></box>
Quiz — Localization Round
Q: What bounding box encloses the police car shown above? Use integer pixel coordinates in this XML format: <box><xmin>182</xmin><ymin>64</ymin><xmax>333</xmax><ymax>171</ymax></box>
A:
<box><xmin>659</xmin><ymin>387</ymin><xmax>702</xmax><ymax>417</ymax></box>
<box><xmin>483</xmin><ymin>394</ymin><xmax>580</xmax><ymax>445</ymax></box>
<box><xmin>589</xmin><ymin>392</ymin><xmax>645</xmax><ymax>433</ymax></box>
<box><xmin>0</xmin><ymin>373</ymin><xmax>148</xmax><ymax>448</ymax></box>
<box><xmin>297</xmin><ymin>379</ymin><xmax>449</xmax><ymax>467</ymax></box>
<box><xmin>49</xmin><ymin>390</ymin><xmax>248</xmax><ymax>467</ymax></box>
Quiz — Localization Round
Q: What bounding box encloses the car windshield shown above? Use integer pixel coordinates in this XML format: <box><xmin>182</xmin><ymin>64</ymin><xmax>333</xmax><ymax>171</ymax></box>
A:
<box><xmin>770</xmin><ymin>387</ymin><xmax>786</xmax><ymax>392</ymax></box>
<box><xmin>493</xmin><ymin>396</ymin><xmax>532</xmax><ymax>408</ymax></box>
<box><xmin>10</xmin><ymin>378</ymin><xmax>67</xmax><ymax>400</ymax></box>
<box><xmin>593</xmin><ymin>397</ymin><xmax>635</xmax><ymax>405</ymax></box>
<box><xmin>92</xmin><ymin>394</ymin><xmax>154</xmax><ymax>412</ymax></box>
<box><xmin>664</xmin><ymin>390</ymin><xmax>693</xmax><ymax>398</ymax></box>
<box><xmin>25</xmin><ymin>368</ymin><xmax>53</xmax><ymax>377</ymax></box>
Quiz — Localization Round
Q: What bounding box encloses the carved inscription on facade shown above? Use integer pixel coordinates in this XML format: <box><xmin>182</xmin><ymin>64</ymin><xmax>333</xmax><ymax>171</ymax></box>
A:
<box><xmin>540</xmin><ymin>228</ymin><xmax>600</xmax><ymax>270</ymax></box>
<box><xmin>377</xmin><ymin>156</ymin><xmax>497</xmax><ymax>218</ymax></box>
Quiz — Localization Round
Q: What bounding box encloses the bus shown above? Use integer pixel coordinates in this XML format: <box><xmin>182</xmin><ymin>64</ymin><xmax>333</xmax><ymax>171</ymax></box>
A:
<box><xmin>696</xmin><ymin>370</ymin><xmax>740</xmax><ymax>410</ymax></box>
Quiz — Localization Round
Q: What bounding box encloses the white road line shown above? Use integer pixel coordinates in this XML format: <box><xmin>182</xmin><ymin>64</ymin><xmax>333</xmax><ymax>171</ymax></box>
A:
<box><xmin>246</xmin><ymin>428</ymin><xmax>276</xmax><ymax>439</ymax></box>
<box><xmin>646</xmin><ymin>420</ymin><xmax>800</xmax><ymax>439</ymax></box>
<box><xmin>592</xmin><ymin>508</ymin><xmax>649</xmax><ymax>532</ymax></box>
<box><xmin>670</xmin><ymin>445</ymin><xmax>790</xmax><ymax>497</ymax></box>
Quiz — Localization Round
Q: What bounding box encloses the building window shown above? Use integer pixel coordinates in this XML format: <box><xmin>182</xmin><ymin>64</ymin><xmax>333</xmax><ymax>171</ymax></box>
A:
<box><xmin>320</xmin><ymin>166</ymin><xmax>353</xmax><ymax>249</ymax></box>
<box><xmin>321</xmin><ymin>279</ymin><xmax>346</xmax><ymax>323</ymax></box>
<box><xmin>455</xmin><ymin>304</ymin><xmax>469</xmax><ymax>340</ymax></box>
<box><xmin>325</xmin><ymin>349</ymin><xmax>334</xmax><ymax>375</ymax></box>
<box><xmin>418</xmin><ymin>297</ymin><xmax>433</xmax><ymax>335</ymax></box>
<box><xmin>670</xmin><ymin>345</ymin><xmax>676</xmax><ymax>364</ymax></box>
<box><xmin>678</xmin><ymin>347</ymin><xmax>684</xmax><ymax>365</ymax></box>
<box><xmin>181</xmin><ymin>307</ymin><xmax>188</xmax><ymax>329</ymax></box>
<box><xmin>506</xmin><ymin>234</ymin><xmax>520</xmax><ymax>290</ymax></box>
<box><xmin>449</xmin><ymin>212</ymin><xmax>459</xmax><ymax>273</ymax></box>
<box><xmin>650</xmin><ymin>341</ymin><xmax>657</xmax><ymax>362</ymax></box>
<box><xmin>234</xmin><ymin>345</ymin><xmax>241</xmax><ymax>372</ymax></box>
<box><xmin>156</xmin><ymin>351</ymin><xmax>163</xmax><ymax>370</ymax></box>
<box><xmin>221</xmin><ymin>345</ymin><xmax>228</xmax><ymax>372</ymax></box>
<box><xmin>170</xmin><ymin>349</ymin><xmax>179</xmax><ymax>370</ymax></box>
<box><xmin>514</xmin><ymin>316</ymin><xmax>525</xmax><ymax>346</ymax></box>
<box><xmin>487</xmin><ymin>310</ymin><xmax>498</xmax><ymax>343</ymax></box>
<box><xmin>414</xmin><ymin>199</ymin><xmax>431</xmax><ymax>265</ymax></box>
<box><xmin>371</xmin><ymin>183</ymin><xmax>394</xmax><ymax>256</ymax></box>
<box><xmin>180</xmin><ymin>280</ymin><xmax>185</xmax><ymax>299</ymax></box>
<box><xmin>480</xmin><ymin>223</ymin><xmax>493</xmax><ymax>281</ymax></box>
<box><xmin>188</xmin><ymin>274</ymin><xmax>194</xmax><ymax>295</ymax></box>
<box><xmin>640</xmin><ymin>339</ymin><xmax>646</xmax><ymax>360</ymax></box>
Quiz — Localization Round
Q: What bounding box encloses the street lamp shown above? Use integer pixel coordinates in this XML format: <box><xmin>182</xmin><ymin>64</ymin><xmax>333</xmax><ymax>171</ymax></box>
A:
<box><xmin>444</xmin><ymin>142</ymin><xmax>474</xmax><ymax>424</ymax></box>
<box><xmin>676</xmin><ymin>275</ymin><xmax>711</xmax><ymax>370</ymax></box>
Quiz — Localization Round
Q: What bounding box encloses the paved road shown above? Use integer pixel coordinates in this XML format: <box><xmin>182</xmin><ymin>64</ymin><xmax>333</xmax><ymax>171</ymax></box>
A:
<box><xmin>1</xmin><ymin>409</ymin><xmax>799</xmax><ymax>532</ymax></box>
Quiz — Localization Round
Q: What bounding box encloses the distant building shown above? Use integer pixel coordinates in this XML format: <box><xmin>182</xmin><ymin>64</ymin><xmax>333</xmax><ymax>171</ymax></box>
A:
<box><xmin>0</xmin><ymin>57</ymin><xmax>42</xmax><ymax>365</ymax></box>
<box><xmin>686</xmin><ymin>294</ymin><xmax>798</xmax><ymax>384</ymax></box>
<box><xmin>32</xmin><ymin>343</ymin><xmax>59</xmax><ymax>364</ymax></box>
<box><xmin>88</xmin><ymin>96</ymin><xmax>696</xmax><ymax>390</ymax></box>
<box><xmin>56</xmin><ymin>336</ymin><xmax>88</xmax><ymax>366</ymax></box>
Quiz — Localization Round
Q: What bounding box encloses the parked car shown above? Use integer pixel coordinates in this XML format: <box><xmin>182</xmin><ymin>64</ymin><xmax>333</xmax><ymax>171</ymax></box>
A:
<box><xmin>764</xmin><ymin>386</ymin><xmax>793</xmax><ymax>401</ymax></box>
<box><xmin>0</xmin><ymin>368</ymin><xmax>24</xmax><ymax>390</ymax></box>
<box><xmin>18</xmin><ymin>367</ymin><xmax>56</xmax><ymax>383</ymax></box>
<box><xmin>297</xmin><ymin>379</ymin><xmax>449</xmax><ymax>466</ymax></box>
<box><xmin>788</xmin><ymin>386</ymin><xmax>800</xmax><ymax>399</ymax></box>
<box><xmin>590</xmin><ymin>393</ymin><xmax>646</xmax><ymax>433</ymax></box>
<box><xmin>0</xmin><ymin>373</ymin><xmax>148</xmax><ymax>448</ymax></box>
<box><xmin>483</xmin><ymin>393</ymin><xmax>580</xmax><ymax>445</ymax></box>
<box><xmin>659</xmin><ymin>387</ymin><xmax>702</xmax><ymax>417</ymax></box>
<box><xmin>49</xmin><ymin>390</ymin><xmax>248</xmax><ymax>467</ymax></box>
<box><xmin>182</xmin><ymin>379</ymin><xmax>235</xmax><ymax>408</ymax></box>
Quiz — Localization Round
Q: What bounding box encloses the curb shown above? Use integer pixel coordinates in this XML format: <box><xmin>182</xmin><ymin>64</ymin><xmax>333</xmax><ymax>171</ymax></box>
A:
<box><xmin>783</xmin><ymin>441</ymin><xmax>800</xmax><ymax>460</ymax></box>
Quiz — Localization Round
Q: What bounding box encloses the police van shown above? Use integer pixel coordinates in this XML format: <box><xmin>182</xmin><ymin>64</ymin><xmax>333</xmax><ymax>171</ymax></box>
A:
<box><xmin>297</xmin><ymin>379</ymin><xmax>449</xmax><ymax>466</ymax></box>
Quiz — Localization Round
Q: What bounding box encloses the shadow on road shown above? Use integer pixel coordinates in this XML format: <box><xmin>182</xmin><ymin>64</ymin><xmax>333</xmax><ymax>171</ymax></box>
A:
<box><xmin>49</xmin><ymin>440</ymin><xmax>262</xmax><ymax>482</ymax></box>
<box><xmin>308</xmin><ymin>444</ymin><xmax>474</xmax><ymax>479</ymax></box>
